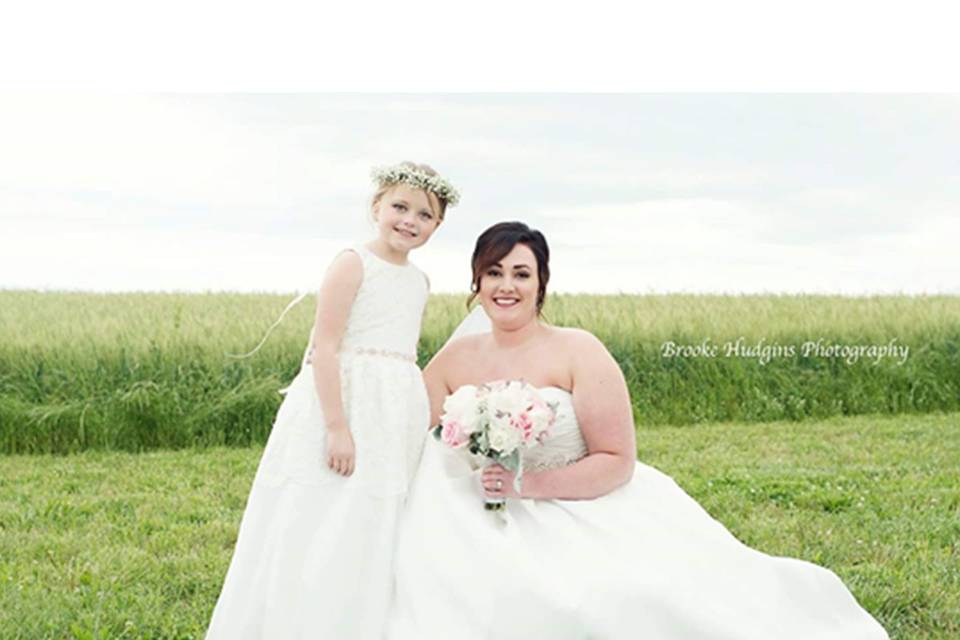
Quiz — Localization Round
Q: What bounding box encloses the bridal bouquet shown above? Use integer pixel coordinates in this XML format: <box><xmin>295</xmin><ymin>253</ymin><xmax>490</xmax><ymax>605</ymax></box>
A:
<box><xmin>432</xmin><ymin>380</ymin><xmax>557</xmax><ymax>510</ymax></box>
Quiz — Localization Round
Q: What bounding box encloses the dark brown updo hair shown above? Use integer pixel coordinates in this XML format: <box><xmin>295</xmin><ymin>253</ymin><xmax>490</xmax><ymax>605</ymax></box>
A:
<box><xmin>467</xmin><ymin>221</ymin><xmax>550</xmax><ymax>315</ymax></box>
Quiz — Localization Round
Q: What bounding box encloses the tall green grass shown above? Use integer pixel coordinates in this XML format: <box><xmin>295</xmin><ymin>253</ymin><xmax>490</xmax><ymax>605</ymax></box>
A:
<box><xmin>1</xmin><ymin>290</ymin><xmax>958</xmax><ymax>453</ymax></box>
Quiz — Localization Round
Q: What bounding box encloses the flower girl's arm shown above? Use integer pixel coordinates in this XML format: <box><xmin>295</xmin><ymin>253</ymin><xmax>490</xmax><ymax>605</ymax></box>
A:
<box><xmin>522</xmin><ymin>330</ymin><xmax>636</xmax><ymax>500</ymax></box>
<box><xmin>310</xmin><ymin>251</ymin><xmax>363</xmax><ymax>432</ymax></box>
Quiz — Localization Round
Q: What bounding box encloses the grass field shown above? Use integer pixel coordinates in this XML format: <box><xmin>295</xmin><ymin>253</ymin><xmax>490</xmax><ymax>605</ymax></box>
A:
<box><xmin>1</xmin><ymin>291</ymin><xmax>958</xmax><ymax>453</ymax></box>
<box><xmin>1</xmin><ymin>290</ymin><xmax>957</xmax><ymax>637</ymax></box>
<box><xmin>1</xmin><ymin>411</ymin><xmax>957</xmax><ymax>639</ymax></box>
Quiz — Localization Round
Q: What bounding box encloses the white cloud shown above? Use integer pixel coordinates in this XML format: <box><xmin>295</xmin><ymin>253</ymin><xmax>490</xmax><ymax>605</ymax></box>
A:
<box><xmin>0</xmin><ymin>94</ymin><xmax>365</xmax><ymax>211</ymax></box>
<box><xmin>516</xmin><ymin>195</ymin><xmax>959</xmax><ymax>294</ymax></box>
<box><xmin>0</xmin><ymin>224</ymin><xmax>346</xmax><ymax>293</ymax></box>
<box><xmin>1</xmin><ymin>94</ymin><xmax>957</xmax><ymax>295</ymax></box>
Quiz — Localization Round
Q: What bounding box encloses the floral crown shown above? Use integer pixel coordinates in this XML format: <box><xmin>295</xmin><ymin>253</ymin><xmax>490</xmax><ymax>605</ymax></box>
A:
<box><xmin>371</xmin><ymin>164</ymin><xmax>460</xmax><ymax>208</ymax></box>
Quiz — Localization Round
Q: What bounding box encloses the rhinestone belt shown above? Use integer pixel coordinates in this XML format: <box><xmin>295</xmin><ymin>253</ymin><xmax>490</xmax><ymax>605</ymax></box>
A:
<box><xmin>306</xmin><ymin>345</ymin><xmax>417</xmax><ymax>364</ymax></box>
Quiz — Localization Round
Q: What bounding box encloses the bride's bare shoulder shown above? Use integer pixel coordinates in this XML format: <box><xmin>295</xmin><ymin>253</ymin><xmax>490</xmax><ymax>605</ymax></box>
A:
<box><xmin>447</xmin><ymin>332</ymin><xmax>489</xmax><ymax>354</ymax></box>
<box><xmin>545</xmin><ymin>325</ymin><xmax>607</xmax><ymax>354</ymax></box>
<box><xmin>429</xmin><ymin>333</ymin><xmax>488</xmax><ymax>369</ymax></box>
<box><xmin>546</xmin><ymin>326</ymin><xmax>625</xmax><ymax>397</ymax></box>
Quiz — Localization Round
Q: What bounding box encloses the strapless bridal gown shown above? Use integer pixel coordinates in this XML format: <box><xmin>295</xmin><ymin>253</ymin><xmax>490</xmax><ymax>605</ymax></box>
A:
<box><xmin>386</xmin><ymin>386</ymin><xmax>888</xmax><ymax>640</ymax></box>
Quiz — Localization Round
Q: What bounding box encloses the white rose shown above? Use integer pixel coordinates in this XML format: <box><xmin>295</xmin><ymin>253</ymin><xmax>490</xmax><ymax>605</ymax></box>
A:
<box><xmin>488</xmin><ymin>413</ymin><xmax>522</xmax><ymax>453</ymax></box>
<box><xmin>490</xmin><ymin>382</ymin><xmax>528</xmax><ymax>416</ymax></box>
<box><xmin>442</xmin><ymin>385</ymin><xmax>481</xmax><ymax>435</ymax></box>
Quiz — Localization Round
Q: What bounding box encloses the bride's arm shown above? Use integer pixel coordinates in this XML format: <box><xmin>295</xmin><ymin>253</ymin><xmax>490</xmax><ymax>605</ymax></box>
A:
<box><xmin>422</xmin><ymin>340</ymin><xmax>459</xmax><ymax>429</ymax></box>
<box><xmin>520</xmin><ymin>330</ymin><xmax>636</xmax><ymax>500</ymax></box>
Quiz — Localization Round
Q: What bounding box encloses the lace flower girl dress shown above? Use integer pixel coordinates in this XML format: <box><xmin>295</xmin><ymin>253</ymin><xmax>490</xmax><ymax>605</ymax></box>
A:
<box><xmin>206</xmin><ymin>245</ymin><xmax>430</xmax><ymax>639</ymax></box>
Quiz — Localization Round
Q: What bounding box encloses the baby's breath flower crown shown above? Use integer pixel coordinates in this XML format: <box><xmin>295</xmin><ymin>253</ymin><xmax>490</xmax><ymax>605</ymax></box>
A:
<box><xmin>371</xmin><ymin>164</ymin><xmax>460</xmax><ymax>208</ymax></box>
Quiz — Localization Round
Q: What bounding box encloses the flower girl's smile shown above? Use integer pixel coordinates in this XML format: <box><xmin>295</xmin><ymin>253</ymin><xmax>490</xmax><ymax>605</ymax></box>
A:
<box><xmin>372</xmin><ymin>184</ymin><xmax>441</xmax><ymax>255</ymax></box>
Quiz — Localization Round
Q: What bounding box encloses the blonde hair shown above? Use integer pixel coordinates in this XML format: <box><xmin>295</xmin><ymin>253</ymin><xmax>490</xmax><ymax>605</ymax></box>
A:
<box><xmin>371</xmin><ymin>161</ymin><xmax>449</xmax><ymax>222</ymax></box>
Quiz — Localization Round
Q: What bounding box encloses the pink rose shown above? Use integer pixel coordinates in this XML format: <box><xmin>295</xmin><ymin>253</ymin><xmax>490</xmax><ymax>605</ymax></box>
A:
<box><xmin>441</xmin><ymin>419</ymin><xmax>470</xmax><ymax>448</ymax></box>
<box><xmin>512</xmin><ymin>412</ymin><xmax>535</xmax><ymax>443</ymax></box>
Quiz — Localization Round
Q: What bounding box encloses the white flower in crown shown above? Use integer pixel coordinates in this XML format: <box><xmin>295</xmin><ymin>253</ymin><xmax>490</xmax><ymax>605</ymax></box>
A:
<box><xmin>371</xmin><ymin>164</ymin><xmax>461</xmax><ymax>207</ymax></box>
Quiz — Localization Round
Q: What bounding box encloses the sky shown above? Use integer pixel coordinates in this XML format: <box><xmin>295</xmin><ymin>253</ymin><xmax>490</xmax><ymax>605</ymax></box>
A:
<box><xmin>1</xmin><ymin>93</ymin><xmax>958</xmax><ymax>295</ymax></box>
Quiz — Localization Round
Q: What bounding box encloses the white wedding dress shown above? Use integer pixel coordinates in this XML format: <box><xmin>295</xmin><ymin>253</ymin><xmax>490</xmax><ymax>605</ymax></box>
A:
<box><xmin>206</xmin><ymin>244</ymin><xmax>430</xmax><ymax>639</ymax></box>
<box><xmin>385</xmin><ymin>313</ymin><xmax>889</xmax><ymax>639</ymax></box>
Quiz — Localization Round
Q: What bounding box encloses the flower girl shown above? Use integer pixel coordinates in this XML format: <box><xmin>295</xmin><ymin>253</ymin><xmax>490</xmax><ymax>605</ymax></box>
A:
<box><xmin>205</xmin><ymin>162</ymin><xmax>458</xmax><ymax>639</ymax></box>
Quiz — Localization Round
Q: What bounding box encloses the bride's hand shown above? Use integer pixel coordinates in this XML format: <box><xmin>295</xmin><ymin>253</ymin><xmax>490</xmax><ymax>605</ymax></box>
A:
<box><xmin>481</xmin><ymin>464</ymin><xmax>520</xmax><ymax>499</ymax></box>
<box><xmin>325</xmin><ymin>427</ymin><xmax>356</xmax><ymax>477</ymax></box>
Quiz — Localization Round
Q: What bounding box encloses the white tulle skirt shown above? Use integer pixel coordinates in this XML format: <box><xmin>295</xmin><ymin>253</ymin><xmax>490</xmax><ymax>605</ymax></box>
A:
<box><xmin>206</xmin><ymin>355</ymin><xmax>428</xmax><ymax>639</ymax></box>
<box><xmin>386</xmin><ymin>437</ymin><xmax>889</xmax><ymax>640</ymax></box>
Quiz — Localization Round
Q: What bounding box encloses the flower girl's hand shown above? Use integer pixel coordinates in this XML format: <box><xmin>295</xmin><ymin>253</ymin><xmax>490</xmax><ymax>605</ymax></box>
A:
<box><xmin>326</xmin><ymin>427</ymin><xmax>356</xmax><ymax>477</ymax></box>
<box><xmin>481</xmin><ymin>464</ymin><xmax>520</xmax><ymax>499</ymax></box>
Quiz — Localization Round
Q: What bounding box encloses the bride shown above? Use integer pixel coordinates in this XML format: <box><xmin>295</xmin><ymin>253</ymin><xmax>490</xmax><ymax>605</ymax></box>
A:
<box><xmin>385</xmin><ymin>221</ymin><xmax>888</xmax><ymax>639</ymax></box>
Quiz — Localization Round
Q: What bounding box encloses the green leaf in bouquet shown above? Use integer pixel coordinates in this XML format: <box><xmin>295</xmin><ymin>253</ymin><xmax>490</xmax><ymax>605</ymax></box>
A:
<box><xmin>500</xmin><ymin>449</ymin><xmax>524</xmax><ymax>494</ymax></box>
<box><xmin>501</xmin><ymin>449</ymin><xmax>520</xmax><ymax>473</ymax></box>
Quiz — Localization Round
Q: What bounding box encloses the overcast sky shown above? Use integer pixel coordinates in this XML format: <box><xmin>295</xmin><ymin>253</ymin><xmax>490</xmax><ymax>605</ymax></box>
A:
<box><xmin>1</xmin><ymin>93</ymin><xmax>957</xmax><ymax>295</ymax></box>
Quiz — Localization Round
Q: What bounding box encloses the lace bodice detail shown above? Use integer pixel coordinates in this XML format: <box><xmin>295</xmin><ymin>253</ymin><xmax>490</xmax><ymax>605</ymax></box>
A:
<box><xmin>523</xmin><ymin>387</ymin><xmax>589</xmax><ymax>472</ymax></box>
<box><xmin>305</xmin><ymin>244</ymin><xmax>428</xmax><ymax>361</ymax></box>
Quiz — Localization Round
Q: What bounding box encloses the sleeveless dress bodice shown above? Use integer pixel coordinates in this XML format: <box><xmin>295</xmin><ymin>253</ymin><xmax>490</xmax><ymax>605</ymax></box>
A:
<box><xmin>303</xmin><ymin>245</ymin><xmax>428</xmax><ymax>364</ymax></box>
<box><xmin>337</xmin><ymin>246</ymin><xmax>427</xmax><ymax>357</ymax></box>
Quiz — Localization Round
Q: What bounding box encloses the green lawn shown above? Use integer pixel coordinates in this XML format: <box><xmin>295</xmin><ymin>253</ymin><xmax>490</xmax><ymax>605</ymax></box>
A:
<box><xmin>1</xmin><ymin>411</ymin><xmax>957</xmax><ymax>639</ymax></box>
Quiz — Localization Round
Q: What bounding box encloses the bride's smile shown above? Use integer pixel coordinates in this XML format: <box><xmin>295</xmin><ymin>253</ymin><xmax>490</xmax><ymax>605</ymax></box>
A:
<box><xmin>478</xmin><ymin>244</ymin><xmax>540</xmax><ymax>328</ymax></box>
